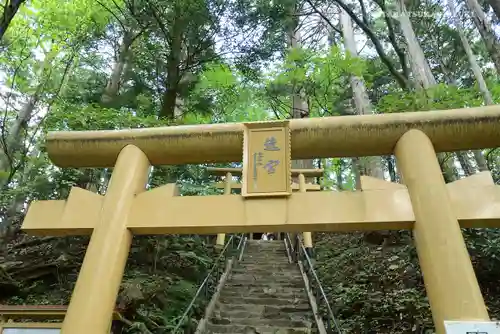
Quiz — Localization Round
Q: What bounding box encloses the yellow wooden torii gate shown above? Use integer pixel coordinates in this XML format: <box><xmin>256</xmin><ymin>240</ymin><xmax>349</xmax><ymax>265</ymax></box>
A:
<box><xmin>20</xmin><ymin>106</ymin><xmax>500</xmax><ymax>334</ymax></box>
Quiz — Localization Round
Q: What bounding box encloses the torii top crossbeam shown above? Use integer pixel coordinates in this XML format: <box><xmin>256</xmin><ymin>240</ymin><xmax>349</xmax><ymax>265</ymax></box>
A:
<box><xmin>46</xmin><ymin>106</ymin><xmax>500</xmax><ymax>167</ymax></box>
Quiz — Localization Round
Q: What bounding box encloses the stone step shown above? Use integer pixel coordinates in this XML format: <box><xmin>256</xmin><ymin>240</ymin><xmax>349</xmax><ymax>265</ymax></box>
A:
<box><xmin>224</xmin><ymin>281</ymin><xmax>306</xmax><ymax>289</ymax></box>
<box><xmin>244</xmin><ymin>250</ymin><xmax>286</xmax><ymax>253</ymax></box>
<box><xmin>240</xmin><ymin>260</ymin><xmax>289</xmax><ymax>264</ymax></box>
<box><xmin>229</xmin><ymin>273</ymin><xmax>303</xmax><ymax>281</ymax></box>
<box><xmin>236</xmin><ymin>263</ymin><xmax>296</xmax><ymax>269</ymax></box>
<box><xmin>209</xmin><ymin>317</ymin><xmax>312</xmax><ymax>328</ymax></box>
<box><xmin>240</xmin><ymin>261</ymin><xmax>292</xmax><ymax>267</ymax></box>
<box><xmin>215</xmin><ymin>303</ymin><xmax>312</xmax><ymax>313</ymax></box>
<box><xmin>245</xmin><ymin>244</ymin><xmax>284</xmax><ymax>247</ymax></box>
<box><xmin>243</xmin><ymin>248</ymin><xmax>286</xmax><ymax>256</ymax></box>
<box><xmin>246</xmin><ymin>240</ymin><xmax>284</xmax><ymax>245</ymax></box>
<box><xmin>240</xmin><ymin>258</ymin><xmax>290</xmax><ymax>264</ymax></box>
<box><xmin>245</xmin><ymin>245</ymin><xmax>285</xmax><ymax>249</ymax></box>
<box><xmin>221</xmin><ymin>286</ymin><xmax>305</xmax><ymax>295</ymax></box>
<box><xmin>243</xmin><ymin>254</ymin><xmax>287</xmax><ymax>259</ymax></box>
<box><xmin>231</xmin><ymin>267</ymin><xmax>300</xmax><ymax>275</ymax></box>
<box><xmin>245</xmin><ymin>245</ymin><xmax>286</xmax><ymax>250</ymax></box>
<box><xmin>213</xmin><ymin>308</ymin><xmax>312</xmax><ymax>321</ymax></box>
<box><xmin>218</xmin><ymin>296</ymin><xmax>308</xmax><ymax>306</ymax></box>
<box><xmin>243</xmin><ymin>251</ymin><xmax>287</xmax><ymax>255</ymax></box>
<box><xmin>244</xmin><ymin>252</ymin><xmax>286</xmax><ymax>254</ymax></box>
<box><xmin>206</xmin><ymin>323</ymin><xmax>312</xmax><ymax>333</ymax></box>
<box><xmin>232</xmin><ymin>268</ymin><xmax>299</xmax><ymax>274</ymax></box>
<box><xmin>227</xmin><ymin>279</ymin><xmax>304</xmax><ymax>287</ymax></box>
<box><xmin>220</xmin><ymin>289</ymin><xmax>309</xmax><ymax>300</ymax></box>
<box><xmin>244</xmin><ymin>249</ymin><xmax>286</xmax><ymax>253</ymax></box>
<box><xmin>221</xmin><ymin>286</ymin><xmax>307</xmax><ymax>297</ymax></box>
<box><xmin>242</xmin><ymin>249</ymin><xmax>288</xmax><ymax>254</ymax></box>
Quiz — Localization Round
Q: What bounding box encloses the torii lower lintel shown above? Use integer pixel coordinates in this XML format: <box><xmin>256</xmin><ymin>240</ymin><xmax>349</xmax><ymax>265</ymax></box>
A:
<box><xmin>23</xmin><ymin>172</ymin><xmax>500</xmax><ymax>236</ymax></box>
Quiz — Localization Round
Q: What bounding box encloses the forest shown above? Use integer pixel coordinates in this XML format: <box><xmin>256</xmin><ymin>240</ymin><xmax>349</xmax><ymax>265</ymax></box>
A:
<box><xmin>0</xmin><ymin>0</ymin><xmax>500</xmax><ymax>332</ymax></box>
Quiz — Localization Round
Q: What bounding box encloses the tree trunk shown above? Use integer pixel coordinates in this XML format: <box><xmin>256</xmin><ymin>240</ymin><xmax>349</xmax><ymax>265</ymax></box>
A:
<box><xmin>473</xmin><ymin>150</ymin><xmax>489</xmax><ymax>171</ymax></box>
<box><xmin>449</xmin><ymin>3</ymin><xmax>494</xmax><ymax>105</ymax></box>
<box><xmin>352</xmin><ymin>157</ymin><xmax>362</xmax><ymax>190</ymax></box>
<box><xmin>0</xmin><ymin>144</ymin><xmax>40</xmax><ymax>237</ymax></box>
<box><xmin>457</xmin><ymin>151</ymin><xmax>474</xmax><ymax>176</ymax></box>
<box><xmin>288</xmin><ymin>6</ymin><xmax>314</xmax><ymax>179</ymax></box>
<box><xmin>375</xmin><ymin>0</ymin><xmax>410</xmax><ymax>79</ymax></box>
<box><xmin>101</xmin><ymin>30</ymin><xmax>133</xmax><ymax>106</ymax></box>
<box><xmin>327</xmin><ymin>1</ymin><xmax>409</xmax><ymax>88</ymax></box>
<box><xmin>465</xmin><ymin>0</ymin><xmax>500</xmax><ymax>75</ymax></box>
<box><xmin>160</xmin><ymin>16</ymin><xmax>183</xmax><ymax>119</ymax></box>
<box><xmin>395</xmin><ymin>0</ymin><xmax>457</xmax><ymax>182</ymax></box>
<box><xmin>448</xmin><ymin>0</ymin><xmax>491</xmax><ymax>172</ymax></box>
<box><xmin>0</xmin><ymin>47</ymin><xmax>59</xmax><ymax>179</ymax></box>
<box><xmin>0</xmin><ymin>91</ymin><xmax>40</xmax><ymax>178</ymax></box>
<box><xmin>487</xmin><ymin>0</ymin><xmax>500</xmax><ymax>21</ymax></box>
<box><xmin>0</xmin><ymin>0</ymin><xmax>25</xmax><ymax>41</ymax></box>
<box><xmin>385</xmin><ymin>156</ymin><xmax>397</xmax><ymax>182</ymax></box>
<box><xmin>395</xmin><ymin>0</ymin><xmax>435</xmax><ymax>90</ymax></box>
<box><xmin>341</xmin><ymin>9</ymin><xmax>384</xmax><ymax>180</ymax></box>
<box><xmin>336</xmin><ymin>160</ymin><xmax>344</xmax><ymax>191</ymax></box>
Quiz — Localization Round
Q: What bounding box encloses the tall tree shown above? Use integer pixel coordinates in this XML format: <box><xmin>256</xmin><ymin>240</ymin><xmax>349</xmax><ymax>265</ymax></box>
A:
<box><xmin>465</xmin><ymin>0</ymin><xmax>500</xmax><ymax>75</ymax></box>
<box><xmin>341</xmin><ymin>8</ymin><xmax>384</xmax><ymax>182</ymax></box>
<box><xmin>288</xmin><ymin>0</ymin><xmax>314</xmax><ymax>175</ymax></box>
<box><xmin>0</xmin><ymin>0</ymin><xmax>25</xmax><ymax>41</ymax></box>
<box><xmin>448</xmin><ymin>0</ymin><xmax>492</xmax><ymax>173</ymax></box>
<box><xmin>391</xmin><ymin>0</ymin><xmax>459</xmax><ymax>181</ymax></box>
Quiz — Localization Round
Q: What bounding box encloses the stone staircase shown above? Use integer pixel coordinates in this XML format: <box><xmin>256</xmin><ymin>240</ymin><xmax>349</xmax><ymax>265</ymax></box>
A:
<box><xmin>205</xmin><ymin>240</ymin><xmax>316</xmax><ymax>333</ymax></box>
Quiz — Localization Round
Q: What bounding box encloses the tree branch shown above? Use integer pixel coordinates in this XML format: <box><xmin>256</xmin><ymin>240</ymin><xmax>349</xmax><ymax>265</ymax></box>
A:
<box><xmin>321</xmin><ymin>0</ymin><xmax>409</xmax><ymax>88</ymax></box>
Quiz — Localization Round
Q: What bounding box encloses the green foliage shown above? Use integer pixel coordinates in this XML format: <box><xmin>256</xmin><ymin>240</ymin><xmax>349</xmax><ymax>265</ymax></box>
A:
<box><xmin>190</xmin><ymin>62</ymin><xmax>272</xmax><ymax>122</ymax></box>
<box><xmin>376</xmin><ymin>83</ymin><xmax>500</xmax><ymax>113</ymax></box>
<box><xmin>45</xmin><ymin>104</ymin><xmax>170</xmax><ymax>132</ymax></box>
<box><xmin>264</xmin><ymin>46</ymin><xmax>363</xmax><ymax>117</ymax></box>
<box><xmin>315</xmin><ymin>232</ymin><xmax>433</xmax><ymax>333</ymax></box>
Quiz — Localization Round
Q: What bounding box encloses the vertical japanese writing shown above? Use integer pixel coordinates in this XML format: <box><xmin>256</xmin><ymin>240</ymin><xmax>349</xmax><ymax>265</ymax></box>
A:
<box><xmin>253</xmin><ymin>152</ymin><xmax>263</xmax><ymax>180</ymax></box>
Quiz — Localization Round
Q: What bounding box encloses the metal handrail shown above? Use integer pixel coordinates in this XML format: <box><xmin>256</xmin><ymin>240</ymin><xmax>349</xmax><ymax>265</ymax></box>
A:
<box><xmin>172</xmin><ymin>234</ymin><xmax>246</xmax><ymax>333</ymax></box>
<box><xmin>285</xmin><ymin>233</ymin><xmax>343</xmax><ymax>334</ymax></box>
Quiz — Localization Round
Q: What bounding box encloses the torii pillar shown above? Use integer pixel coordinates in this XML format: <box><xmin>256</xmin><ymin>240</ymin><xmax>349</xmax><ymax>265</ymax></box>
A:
<box><xmin>395</xmin><ymin>130</ymin><xmax>489</xmax><ymax>334</ymax></box>
<box><xmin>62</xmin><ymin>145</ymin><xmax>150</xmax><ymax>334</ymax></box>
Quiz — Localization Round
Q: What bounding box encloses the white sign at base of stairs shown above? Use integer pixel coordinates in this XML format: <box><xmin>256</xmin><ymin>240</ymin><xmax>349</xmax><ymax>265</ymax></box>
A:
<box><xmin>444</xmin><ymin>321</ymin><xmax>500</xmax><ymax>334</ymax></box>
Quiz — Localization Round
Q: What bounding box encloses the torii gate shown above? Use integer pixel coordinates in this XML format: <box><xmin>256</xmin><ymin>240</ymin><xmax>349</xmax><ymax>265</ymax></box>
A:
<box><xmin>21</xmin><ymin>107</ymin><xmax>500</xmax><ymax>334</ymax></box>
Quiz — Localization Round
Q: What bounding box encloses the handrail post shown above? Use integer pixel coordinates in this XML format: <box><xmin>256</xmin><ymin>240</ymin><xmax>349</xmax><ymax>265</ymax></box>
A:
<box><xmin>298</xmin><ymin>173</ymin><xmax>315</xmax><ymax>259</ymax></box>
<box><xmin>215</xmin><ymin>172</ymin><xmax>233</xmax><ymax>253</ymax></box>
<box><xmin>293</xmin><ymin>234</ymin><xmax>299</xmax><ymax>263</ymax></box>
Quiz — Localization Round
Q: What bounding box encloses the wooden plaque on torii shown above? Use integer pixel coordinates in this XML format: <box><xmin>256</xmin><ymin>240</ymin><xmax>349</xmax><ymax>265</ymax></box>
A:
<box><xmin>241</xmin><ymin>121</ymin><xmax>291</xmax><ymax>197</ymax></box>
